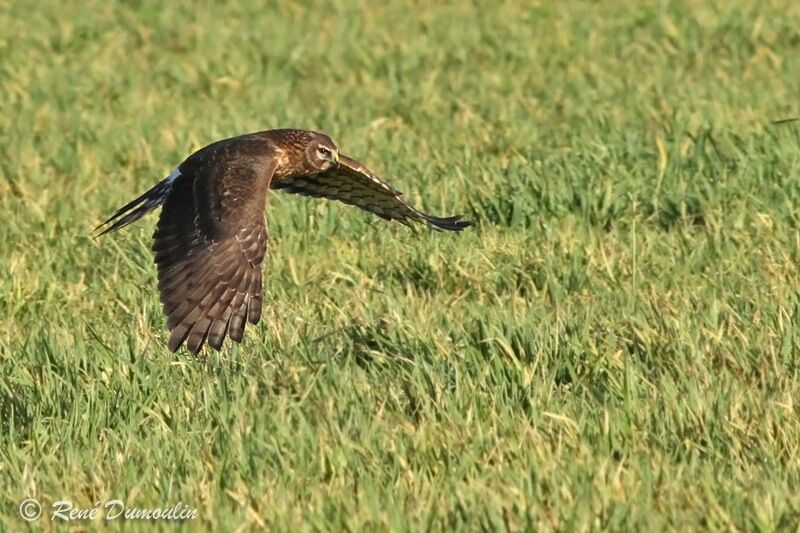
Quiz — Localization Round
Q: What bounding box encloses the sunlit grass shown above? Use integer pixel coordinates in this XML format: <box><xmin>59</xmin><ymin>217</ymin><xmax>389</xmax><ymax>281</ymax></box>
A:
<box><xmin>1</xmin><ymin>0</ymin><xmax>799</xmax><ymax>530</ymax></box>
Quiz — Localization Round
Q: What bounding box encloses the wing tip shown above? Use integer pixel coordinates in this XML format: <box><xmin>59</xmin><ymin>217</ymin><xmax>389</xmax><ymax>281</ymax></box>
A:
<box><xmin>423</xmin><ymin>214</ymin><xmax>475</xmax><ymax>232</ymax></box>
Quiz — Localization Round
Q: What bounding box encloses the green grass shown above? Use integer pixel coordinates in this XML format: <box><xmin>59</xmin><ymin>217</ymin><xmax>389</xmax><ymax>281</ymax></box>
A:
<box><xmin>2</xmin><ymin>0</ymin><xmax>800</xmax><ymax>530</ymax></box>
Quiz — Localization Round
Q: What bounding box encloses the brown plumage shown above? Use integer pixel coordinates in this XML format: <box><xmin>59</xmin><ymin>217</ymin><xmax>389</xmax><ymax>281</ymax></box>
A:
<box><xmin>97</xmin><ymin>129</ymin><xmax>473</xmax><ymax>355</ymax></box>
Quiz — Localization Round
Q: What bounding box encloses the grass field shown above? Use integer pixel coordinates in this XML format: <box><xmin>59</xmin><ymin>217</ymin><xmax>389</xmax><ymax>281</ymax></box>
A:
<box><xmin>2</xmin><ymin>0</ymin><xmax>800</xmax><ymax>530</ymax></box>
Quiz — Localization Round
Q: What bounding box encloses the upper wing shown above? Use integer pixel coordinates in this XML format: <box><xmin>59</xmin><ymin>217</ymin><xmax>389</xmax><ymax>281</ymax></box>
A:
<box><xmin>152</xmin><ymin>140</ymin><xmax>275</xmax><ymax>355</ymax></box>
<box><xmin>270</xmin><ymin>154</ymin><xmax>473</xmax><ymax>231</ymax></box>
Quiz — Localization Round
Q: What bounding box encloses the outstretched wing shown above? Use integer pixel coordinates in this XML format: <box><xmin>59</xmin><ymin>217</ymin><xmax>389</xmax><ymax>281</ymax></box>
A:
<box><xmin>271</xmin><ymin>155</ymin><xmax>472</xmax><ymax>231</ymax></box>
<box><xmin>99</xmin><ymin>133</ymin><xmax>277</xmax><ymax>355</ymax></box>
<box><xmin>153</xmin><ymin>140</ymin><xmax>276</xmax><ymax>355</ymax></box>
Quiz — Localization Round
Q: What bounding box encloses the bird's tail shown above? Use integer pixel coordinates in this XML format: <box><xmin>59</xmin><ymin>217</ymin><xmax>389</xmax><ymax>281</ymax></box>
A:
<box><xmin>94</xmin><ymin>169</ymin><xmax>180</xmax><ymax>237</ymax></box>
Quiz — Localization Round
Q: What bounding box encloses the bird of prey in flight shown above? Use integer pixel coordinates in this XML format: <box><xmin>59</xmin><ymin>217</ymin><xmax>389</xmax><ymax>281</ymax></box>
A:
<box><xmin>97</xmin><ymin>129</ymin><xmax>472</xmax><ymax>355</ymax></box>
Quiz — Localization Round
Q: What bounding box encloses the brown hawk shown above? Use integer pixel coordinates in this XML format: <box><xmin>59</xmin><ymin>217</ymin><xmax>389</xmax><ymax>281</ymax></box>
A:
<box><xmin>97</xmin><ymin>129</ymin><xmax>472</xmax><ymax>355</ymax></box>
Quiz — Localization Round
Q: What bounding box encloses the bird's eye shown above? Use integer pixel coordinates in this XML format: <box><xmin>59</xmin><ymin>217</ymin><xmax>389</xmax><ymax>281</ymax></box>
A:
<box><xmin>317</xmin><ymin>146</ymin><xmax>330</xmax><ymax>157</ymax></box>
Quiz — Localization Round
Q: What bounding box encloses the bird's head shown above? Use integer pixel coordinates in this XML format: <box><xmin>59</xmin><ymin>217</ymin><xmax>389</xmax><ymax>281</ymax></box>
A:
<box><xmin>305</xmin><ymin>133</ymin><xmax>340</xmax><ymax>173</ymax></box>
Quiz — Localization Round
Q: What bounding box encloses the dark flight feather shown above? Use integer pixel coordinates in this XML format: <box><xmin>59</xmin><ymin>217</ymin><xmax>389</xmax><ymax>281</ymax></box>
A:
<box><xmin>271</xmin><ymin>155</ymin><xmax>473</xmax><ymax>231</ymax></box>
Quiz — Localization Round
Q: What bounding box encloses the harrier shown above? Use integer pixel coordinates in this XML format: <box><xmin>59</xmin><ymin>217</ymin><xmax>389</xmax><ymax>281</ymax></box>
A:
<box><xmin>98</xmin><ymin>129</ymin><xmax>472</xmax><ymax>355</ymax></box>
